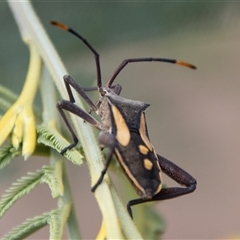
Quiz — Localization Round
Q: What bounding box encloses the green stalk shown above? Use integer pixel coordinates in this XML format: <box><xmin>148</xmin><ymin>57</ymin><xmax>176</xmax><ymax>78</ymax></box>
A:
<box><xmin>7</xmin><ymin>1</ymin><xmax>142</xmax><ymax>239</ymax></box>
<box><xmin>40</xmin><ymin>66</ymin><xmax>81</xmax><ymax>239</ymax></box>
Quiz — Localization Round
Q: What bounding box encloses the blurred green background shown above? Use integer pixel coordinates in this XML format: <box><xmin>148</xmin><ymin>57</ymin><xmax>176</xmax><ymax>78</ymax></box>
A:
<box><xmin>1</xmin><ymin>2</ymin><xmax>240</xmax><ymax>239</ymax></box>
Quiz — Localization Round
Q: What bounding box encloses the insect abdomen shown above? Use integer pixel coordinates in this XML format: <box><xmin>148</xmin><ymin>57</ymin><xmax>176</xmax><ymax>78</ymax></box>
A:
<box><xmin>114</xmin><ymin>132</ymin><xmax>162</xmax><ymax>199</ymax></box>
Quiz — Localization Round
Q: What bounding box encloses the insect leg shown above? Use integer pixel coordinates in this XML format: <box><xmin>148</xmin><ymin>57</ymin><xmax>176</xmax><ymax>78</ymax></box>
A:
<box><xmin>57</xmin><ymin>74</ymin><xmax>103</xmax><ymax>154</ymax></box>
<box><xmin>63</xmin><ymin>75</ymin><xmax>98</xmax><ymax>111</ymax></box>
<box><xmin>157</xmin><ymin>155</ymin><xmax>197</xmax><ymax>188</ymax></box>
<box><xmin>127</xmin><ymin>154</ymin><xmax>196</xmax><ymax>218</ymax></box>
<box><xmin>57</xmin><ymin>99</ymin><xmax>102</xmax><ymax>154</ymax></box>
<box><xmin>91</xmin><ymin>132</ymin><xmax>117</xmax><ymax>192</ymax></box>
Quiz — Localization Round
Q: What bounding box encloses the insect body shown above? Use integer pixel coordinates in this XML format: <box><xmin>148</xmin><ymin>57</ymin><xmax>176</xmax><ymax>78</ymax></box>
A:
<box><xmin>98</xmin><ymin>91</ymin><xmax>162</xmax><ymax>200</ymax></box>
<box><xmin>51</xmin><ymin>21</ymin><xmax>197</xmax><ymax>218</ymax></box>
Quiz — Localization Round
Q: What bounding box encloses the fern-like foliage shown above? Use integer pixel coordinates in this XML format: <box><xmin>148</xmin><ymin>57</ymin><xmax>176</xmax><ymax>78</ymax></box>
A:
<box><xmin>1</xmin><ymin>206</ymin><xmax>72</xmax><ymax>240</ymax></box>
<box><xmin>48</xmin><ymin>204</ymin><xmax>71</xmax><ymax>239</ymax></box>
<box><xmin>41</xmin><ymin>163</ymin><xmax>64</xmax><ymax>198</ymax></box>
<box><xmin>0</xmin><ymin>171</ymin><xmax>43</xmax><ymax>217</ymax></box>
<box><xmin>37</xmin><ymin>125</ymin><xmax>83</xmax><ymax>165</ymax></box>
<box><xmin>0</xmin><ymin>171</ymin><xmax>43</xmax><ymax>218</ymax></box>
<box><xmin>0</xmin><ymin>164</ymin><xmax>65</xmax><ymax>218</ymax></box>
<box><xmin>0</xmin><ymin>143</ymin><xmax>21</xmax><ymax>169</ymax></box>
<box><xmin>1</xmin><ymin>212</ymin><xmax>49</xmax><ymax>240</ymax></box>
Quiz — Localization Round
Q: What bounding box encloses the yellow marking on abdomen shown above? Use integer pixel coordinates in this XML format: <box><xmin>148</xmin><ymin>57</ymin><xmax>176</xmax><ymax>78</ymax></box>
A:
<box><xmin>139</xmin><ymin>145</ymin><xmax>149</xmax><ymax>155</ymax></box>
<box><xmin>143</xmin><ymin>158</ymin><xmax>153</xmax><ymax>170</ymax></box>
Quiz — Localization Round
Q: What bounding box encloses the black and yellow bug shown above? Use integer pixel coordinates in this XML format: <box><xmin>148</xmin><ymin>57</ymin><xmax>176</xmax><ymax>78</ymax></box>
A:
<box><xmin>51</xmin><ymin>21</ymin><xmax>197</xmax><ymax>218</ymax></box>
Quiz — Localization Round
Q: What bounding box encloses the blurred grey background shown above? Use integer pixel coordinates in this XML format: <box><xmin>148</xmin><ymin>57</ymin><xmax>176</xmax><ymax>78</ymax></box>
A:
<box><xmin>1</xmin><ymin>2</ymin><xmax>240</xmax><ymax>239</ymax></box>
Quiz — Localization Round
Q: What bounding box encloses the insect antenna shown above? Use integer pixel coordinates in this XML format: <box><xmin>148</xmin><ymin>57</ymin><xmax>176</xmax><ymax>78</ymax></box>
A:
<box><xmin>106</xmin><ymin>58</ymin><xmax>197</xmax><ymax>87</ymax></box>
<box><xmin>50</xmin><ymin>21</ymin><xmax>102</xmax><ymax>89</ymax></box>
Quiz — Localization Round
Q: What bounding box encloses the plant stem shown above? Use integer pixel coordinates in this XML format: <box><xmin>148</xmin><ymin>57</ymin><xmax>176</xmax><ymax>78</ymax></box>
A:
<box><xmin>8</xmin><ymin>1</ymin><xmax>142</xmax><ymax>238</ymax></box>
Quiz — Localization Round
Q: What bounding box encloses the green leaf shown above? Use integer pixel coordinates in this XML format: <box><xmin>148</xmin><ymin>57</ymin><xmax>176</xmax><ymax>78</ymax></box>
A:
<box><xmin>141</xmin><ymin>204</ymin><xmax>165</xmax><ymax>240</ymax></box>
<box><xmin>0</xmin><ymin>84</ymin><xmax>18</xmax><ymax>104</ymax></box>
<box><xmin>1</xmin><ymin>205</ymin><xmax>72</xmax><ymax>240</ymax></box>
<box><xmin>0</xmin><ymin>84</ymin><xmax>18</xmax><ymax>113</ymax></box>
<box><xmin>0</xmin><ymin>143</ymin><xmax>21</xmax><ymax>169</ymax></box>
<box><xmin>37</xmin><ymin>124</ymin><xmax>83</xmax><ymax>165</ymax></box>
<box><xmin>41</xmin><ymin>163</ymin><xmax>64</xmax><ymax>198</ymax></box>
<box><xmin>0</xmin><ymin>171</ymin><xmax>43</xmax><ymax>217</ymax></box>
<box><xmin>48</xmin><ymin>204</ymin><xmax>72</xmax><ymax>240</ymax></box>
<box><xmin>0</xmin><ymin>163</ymin><xmax>66</xmax><ymax>217</ymax></box>
<box><xmin>1</xmin><ymin>213</ymin><xmax>49</xmax><ymax>240</ymax></box>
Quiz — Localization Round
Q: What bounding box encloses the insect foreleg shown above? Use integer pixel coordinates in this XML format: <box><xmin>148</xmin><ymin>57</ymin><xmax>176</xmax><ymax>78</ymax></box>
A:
<box><xmin>63</xmin><ymin>75</ymin><xmax>98</xmax><ymax>111</ymax></box>
<box><xmin>91</xmin><ymin>132</ymin><xmax>117</xmax><ymax>192</ymax></box>
<box><xmin>57</xmin><ymin>99</ymin><xmax>102</xmax><ymax>154</ymax></box>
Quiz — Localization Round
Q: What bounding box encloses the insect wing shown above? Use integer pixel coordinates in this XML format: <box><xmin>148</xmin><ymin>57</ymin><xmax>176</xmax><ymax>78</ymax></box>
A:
<box><xmin>108</xmin><ymin>101</ymin><xmax>162</xmax><ymax>199</ymax></box>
